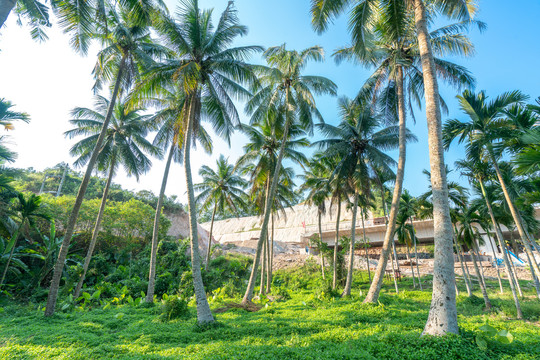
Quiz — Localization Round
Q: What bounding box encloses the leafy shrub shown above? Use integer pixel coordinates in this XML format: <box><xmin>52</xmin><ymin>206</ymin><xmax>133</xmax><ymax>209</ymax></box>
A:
<box><xmin>160</xmin><ymin>294</ymin><xmax>190</xmax><ymax>321</ymax></box>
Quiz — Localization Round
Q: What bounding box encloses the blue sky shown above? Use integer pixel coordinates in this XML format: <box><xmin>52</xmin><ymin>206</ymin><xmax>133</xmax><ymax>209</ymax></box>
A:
<box><xmin>0</xmin><ymin>0</ymin><xmax>539</xmax><ymax>201</ymax></box>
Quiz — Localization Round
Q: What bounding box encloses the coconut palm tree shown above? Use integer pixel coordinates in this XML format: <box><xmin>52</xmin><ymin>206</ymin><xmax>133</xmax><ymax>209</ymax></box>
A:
<box><xmin>455</xmin><ymin>157</ymin><xmax>523</xmax><ymax>318</ymax></box>
<box><xmin>241</xmin><ymin>44</ymin><xmax>336</xmax><ymax>303</ymax></box>
<box><xmin>0</xmin><ymin>193</ymin><xmax>50</xmax><ymax>287</ymax></box>
<box><xmin>319</xmin><ymin>3</ymin><xmax>478</xmax><ymax>310</ymax></box>
<box><xmin>315</xmin><ymin>97</ymin><xmax>411</xmax><ymax>295</ymax></box>
<box><xmin>399</xmin><ymin>190</ymin><xmax>423</xmax><ymax>289</ymax></box>
<box><xmin>454</xmin><ymin>203</ymin><xmax>492</xmax><ymax>310</ymax></box>
<box><xmin>443</xmin><ymin>90</ymin><xmax>540</xmax><ymax>298</ymax></box>
<box><xmin>0</xmin><ymin>99</ymin><xmax>30</xmax><ymax>131</ymax></box>
<box><xmin>45</xmin><ymin>6</ymin><xmax>168</xmax><ymax>316</ymax></box>
<box><xmin>195</xmin><ymin>155</ymin><xmax>248</xmax><ymax>270</ymax></box>
<box><xmin>134</xmin><ymin>84</ymin><xmax>212</xmax><ymax>303</ymax></box>
<box><xmin>301</xmin><ymin>156</ymin><xmax>333</xmax><ymax>280</ymax></box>
<box><xmin>238</xmin><ymin>113</ymin><xmax>310</xmax><ymax>294</ymax></box>
<box><xmin>66</xmin><ymin>95</ymin><xmax>161</xmax><ymax>299</ymax></box>
<box><xmin>143</xmin><ymin>0</ymin><xmax>262</xmax><ymax>323</ymax></box>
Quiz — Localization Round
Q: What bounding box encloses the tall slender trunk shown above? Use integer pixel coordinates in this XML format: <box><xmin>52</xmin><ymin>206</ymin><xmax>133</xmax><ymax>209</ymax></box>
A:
<box><xmin>478</xmin><ymin>178</ymin><xmax>522</xmax><ymax>318</ymax></box>
<box><xmin>471</xmin><ymin>241</ymin><xmax>491</xmax><ymax>309</ymax></box>
<box><xmin>342</xmin><ymin>192</ymin><xmax>358</xmax><ymax>297</ymax></box>
<box><xmin>39</xmin><ymin>174</ymin><xmax>48</xmax><ymax>194</ymax></box>
<box><xmin>454</xmin><ymin>236</ymin><xmax>472</xmax><ymax>296</ymax></box>
<box><xmin>488</xmin><ymin>147</ymin><xmax>540</xmax><ymax>296</ymax></box>
<box><xmin>146</xmin><ymin>143</ymin><xmax>175</xmax><ymax>302</ymax></box>
<box><xmin>259</xmin><ymin>232</ymin><xmax>267</xmax><ymax>296</ymax></box>
<box><xmin>242</xmin><ymin>102</ymin><xmax>291</xmax><ymax>304</ymax></box>
<box><xmin>405</xmin><ymin>242</ymin><xmax>417</xmax><ymax>288</ymax></box>
<box><xmin>204</xmin><ymin>204</ymin><xmax>217</xmax><ymax>271</ymax></box>
<box><xmin>414</xmin><ymin>0</ymin><xmax>458</xmax><ymax>335</ymax></box>
<box><xmin>184</xmin><ymin>94</ymin><xmax>214</xmax><ymax>324</ymax></box>
<box><xmin>318</xmin><ymin>210</ymin><xmax>326</xmax><ymax>279</ymax></box>
<box><xmin>390</xmin><ymin>240</ymin><xmax>399</xmax><ymax>294</ymax></box>
<box><xmin>56</xmin><ymin>165</ymin><xmax>68</xmax><ymax>197</ymax></box>
<box><xmin>413</xmin><ymin>234</ymin><xmax>423</xmax><ymax>290</ymax></box>
<box><xmin>0</xmin><ymin>0</ymin><xmax>17</xmax><ymax>31</ymax></box>
<box><xmin>45</xmin><ymin>58</ymin><xmax>126</xmax><ymax>317</ymax></box>
<box><xmin>360</xmin><ymin>207</ymin><xmax>371</xmax><ymax>283</ymax></box>
<box><xmin>409</xmin><ymin>218</ymin><xmax>423</xmax><ymax>290</ymax></box>
<box><xmin>0</xmin><ymin>223</ymin><xmax>22</xmax><ymax>287</ymax></box>
<box><xmin>364</xmin><ymin>65</ymin><xmax>406</xmax><ymax>303</ymax></box>
<box><xmin>333</xmin><ymin>196</ymin><xmax>342</xmax><ymax>290</ymax></box>
<box><xmin>74</xmin><ymin>159</ymin><xmax>115</xmax><ymax>299</ymax></box>
<box><xmin>486</xmin><ymin>231</ymin><xmax>504</xmax><ymax>294</ymax></box>
<box><xmin>266</xmin><ymin>213</ymin><xmax>273</xmax><ymax>293</ymax></box>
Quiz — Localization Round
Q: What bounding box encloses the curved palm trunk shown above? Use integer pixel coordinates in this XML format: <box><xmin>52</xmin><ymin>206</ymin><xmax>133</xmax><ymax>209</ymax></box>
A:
<box><xmin>488</xmin><ymin>148</ymin><xmax>540</xmax><ymax>298</ymax></box>
<box><xmin>318</xmin><ymin>210</ymin><xmax>326</xmax><ymax>279</ymax></box>
<box><xmin>486</xmin><ymin>231</ymin><xmax>504</xmax><ymax>294</ymax></box>
<box><xmin>242</xmin><ymin>101</ymin><xmax>292</xmax><ymax>304</ymax></box>
<box><xmin>0</xmin><ymin>223</ymin><xmax>22</xmax><ymax>287</ymax></box>
<box><xmin>478</xmin><ymin>179</ymin><xmax>522</xmax><ymax>318</ymax></box>
<box><xmin>333</xmin><ymin>197</ymin><xmax>342</xmax><ymax>290</ymax></box>
<box><xmin>360</xmin><ymin>207</ymin><xmax>371</xmax><ymax>283</ymax></box>
<box><xmin>414</xmin><ymin>0</ymin><xmax>458</xmax><ymax>335</ymax></box>
<box><xmin>204</xmin><ymin>204</ymin><xmax>217</xmax><ymax>271</ymax></box>
<box><xmin>342</xmin><ymin>193</ymin><xmax>358</xmax><ymax>297</ymax></box>
<box><xmin>74</xmin><ymin>160</ymin><xmax>115</xmax><ymax>299</ymax></box>
<box><xmin>0</xmin><ymin>0</ymin><xmax>17</xmax><ymax>29</ymax></box>
<box><xmin>405</xmin><ymin>242</ymin><xmax>417</xmax><ymax>288</ymax></box>
<box><xmin>471</xmin><ymin>241</ymin><xmax>492</xmax><ymax>309</ymax></box>
<box><xmin>364</xmin><ymin>66</ymin><xmax>407</xmax><ymax>303</ymax></box>
<box><xmin>56</xmin><ymin>165</ymin><xmax>68</xmax><ymax>197</ymax></box>
<box><xmin>184</xmin><ymin>95</ymin><xmax>214</xmax><ymax>324</ymax></box>
<box><xmin>45</xmin><ymin>58</ymin><xmax>126</xmax><ymax>317</ymax></box>
<box><xmin>454</xmin><ymin>236</ymin><xmax>472</xmax><ymax>297</ymax></box>
<box><xmin>266</xmin><ymin>213</ymin><xmax>274</xmax><ymax>293</ymax></box>
<box><xmin>146</xmin><ymin>143</ymin><xmax>175</xmax><ymax>302</ymax></box>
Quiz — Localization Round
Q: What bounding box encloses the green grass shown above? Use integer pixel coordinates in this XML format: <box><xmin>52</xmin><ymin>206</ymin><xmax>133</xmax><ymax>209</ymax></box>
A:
<box><xmin>1</xmin><ymin>269</ymin><xmax>539</xmax><ymax>359</ymax></box>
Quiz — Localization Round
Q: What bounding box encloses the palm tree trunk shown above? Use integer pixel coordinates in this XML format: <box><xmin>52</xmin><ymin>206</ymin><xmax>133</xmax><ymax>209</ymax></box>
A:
<box><xmin>409</xmin><ymin>218</ymin><xmax>423</xmax><ymax>290</ymax></box>
<box><xmin>318</xmin><ymin>210</ymin><xmax>326</xmax><ymax>280</ymax></box>
<box><xmin>242</xmin><ymin>98</ymin><xmax>292</xmax><ymax>303</ymax></box>
<box><xmin>405</xmin><ymin>242</ymin><xmax>417</xmax><ymax>288</ymax></box>
<box><xmin>412</xmin><ymin>230</ymin><xmax>423</xmax><ymax>290</ymax></box>
<box><xmin>414</xmin><ymin>0</ymin><xmax>458</xmax><ymax>335</ymax></box>
<box><xmin>488</xmin><ymin>147</ymin><xmax>540</xmax><ymax>297</ymax></box>
<box><xmin>266</xmin><ymin>213</ymin><xmax>273</xmax><ymax>293</ymax></box>
<box><xmin>204</xmin><ymin>204</ymin><xmax>217</xmax><ymax>271</ymax></box>
<box><xmin>333</xmin><ymin>196</ymin><xmax>342</xmax><ymax>290</ymax></box>
<box><xmin>184</xmin><ymin>94</ymin><xmax>214</xmax><ymax>324</ymax></box>
<box><xmin>342</xmin><ymin>192</ymin><xmax>358</xmax><ymax>297</ymax></box>
<box><xmin>364</xmin><ymin>65</ymin><xmax>407</xmax><ymax>303</ymax></box>
<box><xmin>56</xmin><ymin>164</ymin><xmax>68</xmax><ymax>197</ymax></box>
<box><xmin>0</xmin><ymin>223</ymin><xmax>22</xmax><ymax>287</ymax></box>
<box><xmin>74</xmin><ymin>159</ymin><xmax>115</xmax><ymax>299</ymax></box>
<box><xmin>45</xmin><ymin>57</ymin><xmax>126</xmax><ymax>317</ymax></box>
<box><xmin>478</xmin><ymin>179</ymin><xmax>522</xmax><ymax>317</ymax></box>
<box><xmin>390</xmin><ymin>240</ymin><xmax>399</xmax><ymax>294</ymax></box>
<box><xmin>360</xmin><ymin>207</ymin><xmax>371</xmax><ymax>283</ymax></box>
<box><xmin>146</xmin><ymin>143</ymin><xmax>175</xmax><ymax>302</ymax></box>
<box><xmin>454</xmin><ymin>236</ymin><xmax>472</xmax><ymax>297</ymax></box>
<box><xmin>0</xmin><ymin>0</ymin><xmax>17</xmax><ymax>29</ymax></box>
<box><xmin>486</xmin><ymin>231</ymin><xmax>504</xmax><ymax>294</ymax></box>
<box><xmin>259</xmin><ymin>232</ymin><xmax>267</xmax><ymax>296</ymax></box>
<box><xmin>471</xmin><ymin>241</ymin><xmax>491</xmax><ymax>309</ymax></box>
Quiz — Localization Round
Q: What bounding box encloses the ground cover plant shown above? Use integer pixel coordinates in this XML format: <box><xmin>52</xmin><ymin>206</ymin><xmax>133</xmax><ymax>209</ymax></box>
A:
<box><xmin>1</xmin><ymin>263</ymin><xmax>539</xmax><ymax>360</ymax></box>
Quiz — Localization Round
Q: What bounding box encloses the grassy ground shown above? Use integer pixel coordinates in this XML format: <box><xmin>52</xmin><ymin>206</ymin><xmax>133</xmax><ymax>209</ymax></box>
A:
<box><xmin>1</xmin><ymin>268</ymin><xmax>539</xmax><ymax>359</ymax></box>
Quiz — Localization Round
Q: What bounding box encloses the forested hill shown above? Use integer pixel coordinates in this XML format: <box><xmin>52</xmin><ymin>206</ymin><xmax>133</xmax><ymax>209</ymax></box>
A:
<box><xmin>3</xmin><ymin>165</ymin><xmax>184</xmax><ymax>213</ymax></box>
